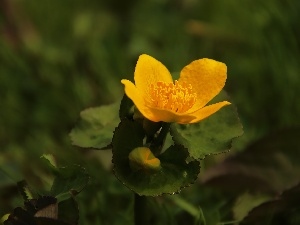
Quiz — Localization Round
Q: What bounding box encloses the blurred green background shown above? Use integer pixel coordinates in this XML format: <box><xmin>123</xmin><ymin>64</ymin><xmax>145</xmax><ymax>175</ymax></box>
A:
<box><xmin>1</xmin><ymin>0</ymin><xmax>299</xmax><ymax>224</ymax></box>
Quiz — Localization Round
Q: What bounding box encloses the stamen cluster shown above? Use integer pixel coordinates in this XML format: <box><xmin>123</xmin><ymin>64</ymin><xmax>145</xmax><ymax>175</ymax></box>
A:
<box><xmin>149</xmin><ymin>81</ymin><xmax>196</xmax><ymax>113</ymax></box>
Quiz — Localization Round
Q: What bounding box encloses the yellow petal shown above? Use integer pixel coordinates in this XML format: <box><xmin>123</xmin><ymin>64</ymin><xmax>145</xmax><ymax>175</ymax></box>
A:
<box><xmin>121</xmin><ymin>79</ymin><xmax>150</xmax><ymax>115</ymax></box>
<box><xmin>121</xmin><ymin>79</ymin><xmax>144</xmax><ymax>107</ymax></box>
<box><xmin>121</xmin><ymin>79</ymin><xmax>161</xmax><ymax>122</ymax></box>
<box><xmin>134</xmin><ymin>54</ymin><xmax>173</xmax><ymax>97</ymax></box>
<box><xmin>145</xmin><ymin>107</ymin><xmax>196</xmax><ymax>123</ymax></box>
<box><xmin>187</xmin><ymin>101</ymin><xmax>231</xmax><ymax>124</ymax></box>
<box><xmin>179</xmin><ymin>58</ymin><xmax>227</xmax><ymax>111</ymax></box>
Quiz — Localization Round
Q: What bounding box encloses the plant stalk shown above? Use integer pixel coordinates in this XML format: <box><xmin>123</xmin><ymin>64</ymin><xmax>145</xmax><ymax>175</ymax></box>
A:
<box><xmin>151</xmin><ymin>122</ymin><xmax>171</xmax><ymax>155</ymax></box>
<box><xmin>134</xmin><ymin>194</ymin><xmax>149</xmax><ymax>225</ymax></box>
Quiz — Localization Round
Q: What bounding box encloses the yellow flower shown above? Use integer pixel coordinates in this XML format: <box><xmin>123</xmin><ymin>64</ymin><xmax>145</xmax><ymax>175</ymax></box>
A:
<box><xmin>121</xmin><ymin>54</ymin><xmax>230</xmax><ymax>124</ymax></box>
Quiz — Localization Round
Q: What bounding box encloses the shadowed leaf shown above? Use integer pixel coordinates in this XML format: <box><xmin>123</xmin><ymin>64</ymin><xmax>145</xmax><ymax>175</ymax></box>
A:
<box><xmin>17</xmin><ymin>180</ymin><xmax>35</xmax><ymax>201</ymax></box>
<box><xmin>119</xmin><ymin>94</ymin><xmax>134</xmax><ymax>120</ymax></box>
<box><xmin>202</xmin><ymin>128</ymin><xmax>300</xmax><ymax>194</ymax></box>
<box><xmin>241</xmin><ymin>183</ymin><xmax>300</xmax><ymax>225</ymax></box>
<box><xmin>50</xmin><ymin>165</ymin><xmax>89</xmax><ymax>199</ymax></box>
<box><xmin>112</xmin><ymin>120</ymin><xmax>200</xmax><ymax>196</ymax></box>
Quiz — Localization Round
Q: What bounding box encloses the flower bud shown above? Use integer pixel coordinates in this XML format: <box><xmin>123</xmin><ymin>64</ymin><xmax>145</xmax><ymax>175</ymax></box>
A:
<box><xmin>128</xmin><ymin>147</ymin><xmax>161</xmax><ymax>171</ymax></box>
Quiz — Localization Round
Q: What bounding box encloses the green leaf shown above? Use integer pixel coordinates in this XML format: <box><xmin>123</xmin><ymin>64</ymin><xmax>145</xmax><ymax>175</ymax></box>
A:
<box><xmin>50</xmin><ymin>165</ymin><xmax>89</xmax><ymax>198</ymax></box>
<box><xmin>69</xmin><ymin>102</ymin><xmax>120</xmax><ymax>149</ymax></box>
<box><xmin>112</xmin><ymin>120</ymin><xmax>200</xmax><ymax>196</ymax></box>
<box><xmin>17</xmin><ymin>180</ymin><xmax>35</xmax><ymax>201</ymax></box>
<box><xmin>171</xmin><ymin>91</ymin><xmax>243</xmax><ymax>159</ymax></box>
<box><xmin>0</xmin><ymin>214</ymin><xmax>9</xmax><ymax>224</ymax></box>
<box><xmin>202</xmin><ymin>128</ymin><xmax>300</xmax><ymax>194</ymax></box>
<box><xmin>119</xmin><ymin>94</ymin><xmax>134</xmax><ymax>120</ymax></box>
<box><xmin>40</xmin><ymin>154</ymin><xmax>58</xmax><ymax>171</ymax></box>
<box><xmin>41</xmin><ymin>154</ymin><xmax>57</xmax><ymax>167</ymax></box>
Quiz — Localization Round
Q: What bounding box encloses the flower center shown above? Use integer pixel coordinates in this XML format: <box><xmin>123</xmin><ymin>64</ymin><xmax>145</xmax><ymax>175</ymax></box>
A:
<box><xmin>149</xmin><ymin>80</ymin><xmax>197</xmax><ymax>113</ymax></box>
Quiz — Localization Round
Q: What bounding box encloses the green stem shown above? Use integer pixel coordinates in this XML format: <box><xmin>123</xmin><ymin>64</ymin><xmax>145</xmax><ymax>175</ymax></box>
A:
<box><xmin>151</xmin><ymin>122</ymin><xmax>171</xmax><ymax>155</ymax></box>
<box><xmin>167</xmin><ymin>195</ymin><xmax>199</xmax><ymax>217</ymax></box>
<box><xmin>134</xmin><ymin>194</ymin><xmax>149</xmax><ymax>225</ymax></box>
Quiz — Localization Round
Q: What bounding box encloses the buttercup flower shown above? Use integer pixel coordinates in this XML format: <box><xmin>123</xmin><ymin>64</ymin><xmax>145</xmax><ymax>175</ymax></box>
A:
<box><xmin>121</xmin><ymin>54</ymin><xmax>230</xmax><ymax>124</ymax></box>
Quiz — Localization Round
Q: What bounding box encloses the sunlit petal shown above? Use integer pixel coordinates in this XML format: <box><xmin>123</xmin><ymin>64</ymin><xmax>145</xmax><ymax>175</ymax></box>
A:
<box><xmin>179</xmin><ymin>58</ymin><xmax>227</xmax><ymax>111</ymax></box>
<box><xmin>145</xmin><ymin>107</ymin><xmax>196</xmax><ymax>123</ymax></box>
<box><xmin>121</xmin><ymin>79</ymin><xmax>148</xmax><ymax>113</ymax></box>
<box><xmin>187</xmin><ymin>101</ymin><xmax>231</xmax><ymax>124</ymax></box>
<box><xmin>134</xmin><ymin>54</ymin><xmax>173</xmax><ymax>98</ymax></box>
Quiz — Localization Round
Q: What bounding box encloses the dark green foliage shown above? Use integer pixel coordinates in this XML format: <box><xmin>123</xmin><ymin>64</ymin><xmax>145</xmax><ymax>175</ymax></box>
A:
<box><xmin>202</xmin><ymin>128</ymin><xmax>300</xmax><ymax>224</ymax></box>
<box><xmin>119</xmin><ymin>94</ymin><xmax>134</xmax><ymax>120</ymax></box>
<box><xmin>112</xmin><ymin>120</ymin><xmax>200</xmax><ymax>196</ymax></box>
<box><xmin>241</xmin><ymin>183</ymin><xmax>300</xmax><ymax>225</ymax></box>
<box><xmin>202</xmin><ymin>128</ymin><xmax>300</xmax><ymax>194</ymax></box>
<box><xmin>1</xmin><ymin>0</ymin><xmax>300</xmax><ymax>224</ymax></box>
<box><xmin>3</xmin><ymin>165</ymin><xmax>86</xmax><ymax>225</ymax></box>
<box><xmin>50</xmin><ymin>165</ymin><xmax>89</xmax><ymax>199</ymax></box>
